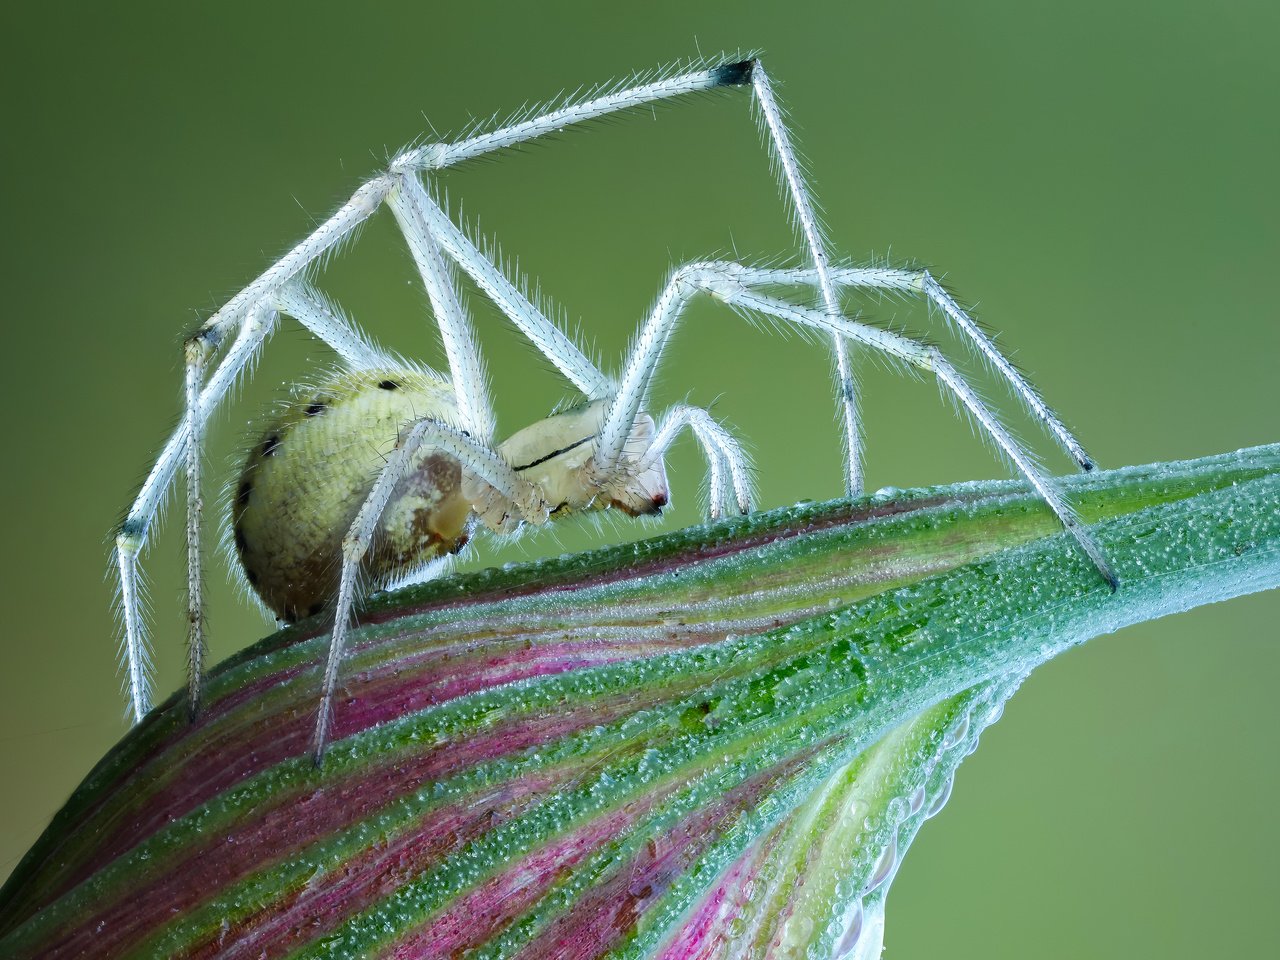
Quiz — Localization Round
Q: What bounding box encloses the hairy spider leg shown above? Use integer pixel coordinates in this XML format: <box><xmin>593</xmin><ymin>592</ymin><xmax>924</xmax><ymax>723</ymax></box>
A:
<box><xmin>388</xmin><ymin>176</ymin><xmax>748</xmax><ymax>510</ymax></box>
<box><xmin>591</xmin><ymin>261</ymin><xmax>1117</xmax><ymax>589</ymax></box>
<box><xmin>746</xmin><ymin>64</ymin><xmax>858</xmax><ymax>493</ymax></box>
<box><xmin>183</xmin><ymin>332</ymin><xmax>209</xmax><ymax>719</ymax></box>
<box><xmin>312</xmin><ymin>418</ymin><xmax>548</xmax><ymax>762</ymax></box>
<box><xmin>274</xmin><ymin>282</ymin><xmax>397</xmax><ymax>372</ymax></box>
<box><xmin>387</xmin><ymin>177</ymin><xmax>495</xmax><ymax>442</ymax></box>
<box><xmin>395</xmin><ymin>175</ymin><xmax>611</xmax><ymax>399</ymax></box>
<box><xmin>116</xmin><ymin>287</ymin><xmax>395</xmax><ymax>721</ymax></box>
<box><xmin>117</xmin><ymin>305</ymin><xmax>276</xmax><ymax>721</ymax></box>
<box><xmin>379</xmin><ymin>191</ymin><xmax>749</xmax><ymax>506</ymax></box>
<box><xmin>713</xmin><ymin>265</ymin><xmax>1095</xmax><ymax>471</ymax></box>
<box><xmin>644</xmin><ymin>405</ymin><xmax>754</xmax><ymax>517</ymax></box>
<box><xmin>390</xmin><ymin>60</ymin><xmax>858</xmax><ymax>490</ymax></box>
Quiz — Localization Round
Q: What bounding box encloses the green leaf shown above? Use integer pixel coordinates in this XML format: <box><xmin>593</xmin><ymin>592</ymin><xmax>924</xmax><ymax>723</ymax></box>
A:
<box><xmin>2</xmin><ymin>444</ymin><xmax>1277</xmax><ymax>959</ymax></box>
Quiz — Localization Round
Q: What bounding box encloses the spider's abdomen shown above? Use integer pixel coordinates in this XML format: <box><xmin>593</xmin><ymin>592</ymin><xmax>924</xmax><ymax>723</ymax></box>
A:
<box><xmin>232</xmin><ymin>368</ymin><xmax>473</xmax><ymax>622</ymax></box>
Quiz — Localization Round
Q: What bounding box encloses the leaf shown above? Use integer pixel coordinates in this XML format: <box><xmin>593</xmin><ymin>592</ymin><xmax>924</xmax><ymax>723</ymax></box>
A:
<box><xmin>2</xmin><ymin>444</ymin><xmax>1277</xmax><ymax>959</ymax></box>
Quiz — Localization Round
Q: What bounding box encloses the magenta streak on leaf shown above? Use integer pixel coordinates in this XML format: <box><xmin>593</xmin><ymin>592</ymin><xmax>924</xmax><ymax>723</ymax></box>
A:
<box><xmin>657</xmin><ymin>835</ymin><xmax>775</xmax><ymax>960</ymax></box>
<box><xmin>14</xmin><ymin>662</ymin><xmax>313</xmax><ymax>916</ymax></box>
<box><xmin>43</xmin><ymin>696</ymin><xmax>667</xmax><ymax>959</ymax></box>
<box><xmin>381</xmin><ymin>789</ymin><xmax>679</xmax><ymax>960</ymax></box>
<box><xmin>181</xmin><ymin>769</ymin><xmax>600</xmax><ymax>960</ymax></box>
<box><xmin>51</xmin><ymin>588</ymin><xmax>833</xmax><ymax>912</ymax></box>
<box><xmin>47</xmin><ymin>647</ymin><xmax>690</xmax><ymax>905</ymax></box>
<box><xmin>507</xmin><ymin>747</ymin><xmax>823</xmax><ymax>960</ymax></box>
<box><xmin>327</xmin><ymin>645</ymin><xmax>644</xmax><ymax>742</ymax></box>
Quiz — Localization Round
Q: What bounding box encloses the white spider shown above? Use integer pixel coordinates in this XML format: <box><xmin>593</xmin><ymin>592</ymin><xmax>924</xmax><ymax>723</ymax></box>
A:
<box><xmin>113</xmin><ymin>57</ymin><xmax>1113</xmax><ymax>763</ymax></box>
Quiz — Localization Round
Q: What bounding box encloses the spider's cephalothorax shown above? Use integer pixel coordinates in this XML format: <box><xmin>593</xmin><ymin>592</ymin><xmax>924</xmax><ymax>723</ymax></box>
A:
<box><xmin>114</xmin><ymin>57</ymin><xmax>1114</xmax><ymax>763</ymax></box>
<box><xmin>234</xmin><ymin>368</ymin><xmax>670</xmax><ymax>624</ymax></box>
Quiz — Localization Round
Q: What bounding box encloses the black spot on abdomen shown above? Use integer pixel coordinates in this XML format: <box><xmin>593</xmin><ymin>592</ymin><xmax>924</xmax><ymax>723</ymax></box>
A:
<box><xmin>261</xmin><ymin>434</ymin><xmax>281</xmax><ymax>458</ymax></box>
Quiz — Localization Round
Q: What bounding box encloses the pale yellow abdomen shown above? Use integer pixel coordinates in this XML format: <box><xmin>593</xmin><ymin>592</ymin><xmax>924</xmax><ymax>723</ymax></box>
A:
<box><xmin>233</xmin><ymin>368</ymin><xmax>473</xmax><ymax>622</ymax></box>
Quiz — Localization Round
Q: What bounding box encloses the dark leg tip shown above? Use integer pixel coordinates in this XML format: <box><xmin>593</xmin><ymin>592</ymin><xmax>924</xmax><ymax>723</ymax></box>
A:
<box><xmin>711</xmin><ymin>60</ymin><xmax>757</xmax><ymax>87</ymax></box>
<box><xmin>1081</xmin><ymin>459</ymin><xmax>1096</xmax><ymax>472</ymax></box>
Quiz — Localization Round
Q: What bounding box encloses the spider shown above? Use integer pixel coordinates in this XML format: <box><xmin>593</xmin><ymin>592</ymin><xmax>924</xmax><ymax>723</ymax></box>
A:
<box><xmin>113</xmin><ymin>57</ymin><xmax>1114</xmax><ymax>764</ymax></box>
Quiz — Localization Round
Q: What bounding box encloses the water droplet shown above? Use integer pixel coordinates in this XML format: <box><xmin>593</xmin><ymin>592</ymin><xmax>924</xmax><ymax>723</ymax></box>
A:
<box><xmin>841</xmin><ymin>899</ymin><xmax>885</xmax><ymax>960</ymax></box>
<box><xmin>927</xmin><ymin>774</ymin><xmax>955</xmax><ymax>818</ymax></box>
<box><xmin>908</xmin><ymin>784</ymin><xmax>927</xmax><ymax>816</ymax></box>
<box><xmin>942</xmin><ymin>712</ymin><xmax>970</xmax><ymax>750</ymax></box>
<box><xmin>842</xmin><ymin>797</ymin><xmax>864</xmax><ymax>826</ymax></box>
<box><xmin>885</xmin><ymin>796</ymin><xmax>908</xmax><ymax>825</ymax></box>
<box><xmin>866</xmin><ymin>835</ymin><xmax>898</xmax><ymax>893</ymax></box>
<box><xmin>834</xmin><ymin>899</ymin><xmax>864</xmax><ymax>957</ymax></box>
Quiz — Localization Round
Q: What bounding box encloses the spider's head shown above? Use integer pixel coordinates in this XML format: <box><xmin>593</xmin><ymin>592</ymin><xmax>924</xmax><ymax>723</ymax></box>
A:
<box><xmin>493</xmin><ymin>401</ymin><xmax>669</xmax><ymax>524</ymax></box>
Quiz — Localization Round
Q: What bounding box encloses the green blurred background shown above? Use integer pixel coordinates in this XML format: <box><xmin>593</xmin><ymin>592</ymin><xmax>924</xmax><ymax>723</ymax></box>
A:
<box><xmin>2</xmin><ymin>1</ymin><xmax>1277</xmax><ymax>955</ymax></box>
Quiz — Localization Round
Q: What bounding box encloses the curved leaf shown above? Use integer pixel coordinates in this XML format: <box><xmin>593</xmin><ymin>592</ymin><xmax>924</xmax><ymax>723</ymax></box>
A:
<box><xmin>2</xmin><ymin>444</ymin><xmax>1277</xmax><ymax>959</ymax></box>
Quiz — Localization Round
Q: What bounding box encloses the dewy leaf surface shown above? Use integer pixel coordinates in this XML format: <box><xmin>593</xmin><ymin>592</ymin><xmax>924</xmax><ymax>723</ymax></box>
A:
<box><xmin>2</xmin><ymin>444</ymin><xmax>1277</xmax><ymax>959</ymax></box>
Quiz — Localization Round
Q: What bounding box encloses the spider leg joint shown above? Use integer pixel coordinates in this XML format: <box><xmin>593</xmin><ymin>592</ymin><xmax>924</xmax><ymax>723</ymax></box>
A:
<box><xmin>390</xmin><ymin>143</ymin><xmax>447</xmax><ymax>175</ymax></box>
<box><xmin>115</xmin><ymin>524</ymin><xmax>144</xmax><ymax>553</ymax></box>
<box><xmin>711</xmin><ymin>59</ymin><xmax>758</xmax><ymax>87</ymax></box>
